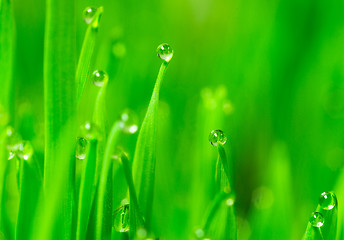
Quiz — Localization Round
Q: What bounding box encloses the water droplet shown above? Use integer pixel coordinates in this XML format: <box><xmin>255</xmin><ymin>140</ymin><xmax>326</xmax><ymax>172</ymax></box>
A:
<box><xmin>76</xmin><ymin>137</ymin><xmax>88</xmax><ymax>160</ymax></box>
<box><xmin>119</xmin><ymin>109</ymin><xmax>138</xmax><ymax>134</ymax></box>
<box><xmin>16</xmin><ymin>141</ymin><xmax>34</xmax><ymax>160</ymax></box>
<box><xmin>83</xmin><ymin>7</ymin><xmax>97</xmax><ymax>24</ymax></box>
<box><xmin>195</xmin><ymin>228</ymin><xmax>205</xmax><ymax>238</ymax></box>
<box><xmin>319</xmin><ymin>192</ymin><xmax>337</xmax><ymax>210</ymax></box>
<box><xmin>5</xmin><ymin>126</ymin><xmax>21</xmax><ymax>151</ymax></box>
<box><xmin>209</xmin><ymin>129</ymin><xmax>227</xmax><ymax>146</ymax></box>
<box><xmin>92</xmin><ymin>70</ymin><xmax>108</xmax><ymax>87</ymax></box>
<box><xmin>112</xmin><ymin>147</ymin><xmax>127</xmax><ymax>161</ymax></box>
<box><xmin>80</xmin><ymin>122</ymin><xmax>100</xmax><ymax>140</ymax></box>
<box><xmin>113</xmin><ymin>204</ymin><xmax>130</xmax><ymax>232</ymax></box>
<box><xmin>309</xmin><ymin>212</ymin><xmax>324</xmax><ymax>228</ymax></box>
<box><xmin>156</xmin><ymin>43</ymin><xmax>173</xmax><ymax>62</ymax></box>
<box><xmin>226</xmin><ymin>197</ymin><xmax>235</xmax><ymax>206</ymax></box>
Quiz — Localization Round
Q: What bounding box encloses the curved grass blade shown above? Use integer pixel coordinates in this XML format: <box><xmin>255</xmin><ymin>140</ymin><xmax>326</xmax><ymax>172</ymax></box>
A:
<box><xmin>120</xmin><ymin>153</ymin><xmax>144</xmax><ymax>238</ymax></box>
<box><xmin>15</xmin><ymin>156</ymin><xmax>42</xmax><ymax>240</ymax></box>
<box><xmin>43</xmin><ymin>0</ymin><xmax>76</xmax><ymax>237</ymax></box>
<box><xmin>76</xmin><ymin>139</ymin><xmax>98</xmax><ymax>240</ymax></box>
<box><xmin>132</xmin><ymin>60</ymin><xmax>171</xmax><ymax>230</ymax></box>
<box><xmin>76</xmin><ymin>7</ymin><xmax>103</xmax><ymax>103</ymax></box>
<box><xmin>95</xmin><ymin>122</ymin><xmax>122</xmax><ymax>240</ymax></box>
<box><xmin>0</xmin><ymin>0</ymin><xmax>14</xmax><ymax>117</ymax></box>
<box><xmin>334</xmin><ymin>168</ymin><xmax>344</xmax><ymax>240</ymax></box>
<box><xmin>303</xmin><ymin>193</ymin><xmax>338</xmax><ymax>240</ymax></box>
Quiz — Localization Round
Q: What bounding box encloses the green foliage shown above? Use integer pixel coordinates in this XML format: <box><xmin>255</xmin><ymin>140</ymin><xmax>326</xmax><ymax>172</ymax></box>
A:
<box><xmin>1</xmin><ymin>0</ymin><xmax>344</xmax><ymax>239</ymax></box>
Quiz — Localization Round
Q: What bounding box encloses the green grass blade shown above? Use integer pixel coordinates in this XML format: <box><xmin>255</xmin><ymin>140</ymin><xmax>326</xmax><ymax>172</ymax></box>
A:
<box><xmin>95</xmin><ymin>122</ymin><xmax>122</xmax><ymax>240</ymax></box>
<box><xmin>76</xmin><ymin>7</ymin><xmax>103</xmax><ymax>103</ymax></box>
<box><xmin>0</xmin><ymin>0</ymin><xmax>14</xmax><ymax>116</ymax></box>
<box><xmin>15</xmin><ymin>156</ymin><xmax>41</xmax><ymax>240</ymax></box>
<box><xmin>132</xmin><ymin>61</ymin><xmax>170</xmax><ymax>229</ymax></box>
<box><xmin>76</xmin><ymin>139</ymin><xmax>98</xmax><ymax>240</ymax></box>
<box><xmin>303</xmin><ymin>194</ymin><xmax>338</xmax><ymax>240</ymax></box>
<box><xmin>120</xmin><ymin>153</ymin><xmax>144</xmax><ymax>239</ymax></box>
<box><xmin>43</xmin><ymin>0</ymin><xmax>76</xmax><ymax>237</ymax></box>
<box><xmin>335</xmin><ymin>168</ymin><xmax>344</xmax><ymax>240</ymax></box>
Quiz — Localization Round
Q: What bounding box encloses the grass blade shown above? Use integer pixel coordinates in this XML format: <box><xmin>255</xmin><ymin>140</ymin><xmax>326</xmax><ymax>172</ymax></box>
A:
<box><xmin>76</xmin><ymin>139</ymin><xmax>98</xmax><ymax>240</ymax></box>
<box><xmin>132</xmin><ymin>59</ymin><xmax>171</xmax><ymax>230</ymax></box>
<box><xmin>15</xmin><ymin>155</ymin><xmax>42</xmax><ymax>240</ymax></box>
<box><xmin>43</xmin><ymin>0</ymin><xmax>76</xmax><ymax>237</ymax></box>
<box><xmin>95</xmin><ymin>122</ymin><xmax>122</xmax><ymax>240</ymax></box>
<box><xmin>76</xmin><ymin>7</ymin><xmax>103</xmax><ymax>103</ymax></box>
<box><xmin>0</xmin><ymin>0</ymin><xmax>14</xmax><ymax>116</ymax></box>
<box><xmin>120</xmin><ymin>153</ymin><xmax>144</xmax><ymax>239</ymax></box>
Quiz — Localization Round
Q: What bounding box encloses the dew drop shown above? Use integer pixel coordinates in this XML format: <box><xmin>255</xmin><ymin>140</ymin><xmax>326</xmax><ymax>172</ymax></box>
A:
<box><xmin>209</xmin><ymin>129</ymin><xmax>227</xmax><ymax>146</ymax></box>
<box><xmin>92</xmin><ymin>70</ymin><xmax>108</xmax><ymax>87</ymax></box>
<box><xmin>80</xmin><ymin>122</ymin><xmax>100</xmax><ymax>140</ymax></box>
<box><xmin>309</xmin><ymin>212</ymin><xmax>324</xmax><ymax>228</ymax></box>
<box><xmin>319</xmin><ymin>192</ymin><xmax>337</xmax><ymax>210</ymax></box>
<box><xmin>113</xmin><ymin>204</ymin><xmax>130</xmax><ymax>232</ymax></box>
<box><xmin>5</xmin><ymin>126</ymin><xmax>21</xmax><ymax>151</ymax></box>
<box><xmin>136</xmin><ymin>228</ymin><xmax>147</xmax><ymax>239</ymax></box>
<box><xmin>119</xmin><ymin>109</ymin><xmax>138</xmax><ymax>134</ymax></box>
<box><xmin>156</xmin><ymin>43</ymin><xmax>173</xmax><ymax>62</ymax></box>
<box><xmin>8</xmin><ymin>151</ymin><xmax>15</xmax><ymax>160</ymax></box>
<box><xmin>83</xmin><ymin>7</ymin><xmax>97</xmax><ymax>24</ymax></box>
<box><xmin>226</xmin><ymin>197</ymin><xmax>235</xmax><ymax>206</ymax></box>
<box><xmin>16</xmin><ymin>141</ymin><xmax>34</xmax><ymax>160</ymax></box>
<box><xmin>76</xmin><ymin>137</ymin><xmax>88</xmax><ymax>160</ymax></box>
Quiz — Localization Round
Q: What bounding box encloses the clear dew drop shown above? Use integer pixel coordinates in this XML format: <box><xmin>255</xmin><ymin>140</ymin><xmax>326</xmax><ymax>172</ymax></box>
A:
<box><xmin>92</xmin><ymin>70</ymin><xmax>108</xmax><ymax>87</ymax></box>
<box><xmin>119</xmin><ymin>109</ymin><xmax>138</xmax><ymax>134</ymax></box>
<box><xmin>309</xmin><ymin>212</ymin><xmax>324</xmax><ymax>228</ymax></box>
<box><xmin>136</xmin><ymin>228</ymin><xmax>147</xmax><ymax>239</ymax></box>
<box><xmin>16</xmin><ymin>141</ymin><xmax>34</xmax><ymax>160</ymax></box>
<box><xmin>226</xmin><ymin>197</ymin><xmax>235</xmax><ymax>206</ymax></box>
<box><xmin>80</xmin><ymin>121</ymin><xmax>100</xmax><ymax>140</ymax></box>
<box><xmin>319</xmin><ymin>192</ymin><xmax>337</xmax><ymax>210</ymax></box>
<box><xmin>83</xmin><ymin>7</ymin><xmax>97</xmax><ymax>24</ymax></box>
<box><xmin>156</xmin><ymin>43</ymin><xmax>173</xmax><ymax>62</ymax></box>
<box><xmin>209</xmin><ymin>129</ymin><xmax>227</xmax><ymax>146</ymax></box>
<box><xmin>5</xmin><ymin>126</ymin><xmax>22</xmax><ymax>152</ymax></box>
<box><xmin>113</xmin><ymin>204</ymin><xmax>130</xmax><ymax>232</ymax></box>
<box><xmin>76</xmin><ymin>137</ymin><xmax>88</xmax><ymax>160</ymax></box>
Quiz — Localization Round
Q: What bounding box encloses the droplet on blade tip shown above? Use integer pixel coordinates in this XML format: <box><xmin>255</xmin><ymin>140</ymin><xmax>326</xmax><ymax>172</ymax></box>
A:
<box><xmin>157</xmin><ymin>43</ymin><xmax>173</xmax><ymax>62</ymax></box>
<box><xmin>319</xmin><ymin>192</ymin><xmax>337</xmax><ymax>210</ymax></box>
<box><xmin>209</xmin><ymin>129</ymin><xmax>227</xmax><ymax>146</ymax></box>
<box><xmin>92</xmin><ymin>70</ymin><xmax>108</xmax><ymax>87</ymax></box>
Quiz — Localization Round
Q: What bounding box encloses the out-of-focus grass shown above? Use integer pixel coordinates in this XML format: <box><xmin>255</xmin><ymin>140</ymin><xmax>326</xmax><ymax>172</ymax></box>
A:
<box><xmin>1</xmin><ymin>0</ymin><xmax>344</xmax><ymax>239</ymax></box>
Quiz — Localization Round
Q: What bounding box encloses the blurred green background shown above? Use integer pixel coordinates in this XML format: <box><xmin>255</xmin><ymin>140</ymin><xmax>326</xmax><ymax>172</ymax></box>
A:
<box><xmin>11</xmin><ymin>0</ymin><xmax>344</xmax><ymax>239</ymax></box>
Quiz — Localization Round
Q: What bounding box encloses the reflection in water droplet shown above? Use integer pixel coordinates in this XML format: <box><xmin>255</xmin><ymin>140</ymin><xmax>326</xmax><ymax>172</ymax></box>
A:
<box><xmin>309</xmin><ymin>212</ymin><xmax>324</xmax><ymax>228</ymax></box>
<box><xmin>156</xmin><ymin>43</ymin><xmax>173</xmax><ymax>62</ymax></box>
<box><xmin>83</xmin><ymin>7</ymin><xmax>97</xmax><ymax>24</ymax></box>
<box><xmin>76</xmin><ymin>137</ymin><xmax>88</xmax><ymax>160</ymax></box>
<box><xmin>319</xmin><ymin>192</ymin><xmax>337</xmax><ymax>210</ymax></box>
<box><xmin>8</xmin><ymin>151</ymin><xmax>15</xmax><ymax>160</ymax></box>
<box><xmin>209</xmin><ymin>129</ymin><xmax>227</xmax><ymax>146</ymax></box>
<box><xmin>113</xmin><ymin>204</ymin><xmax>130</xmax><ymax>232</ymax></box>
<box><xmin>119</xmin><ymin>109</ymin><xmax>138</xmax><ymax>134</ymax></box>
<box><xmin>92</xmin><ymin>70</ymin><xmax>108</xmax><ymax>87</ymax></box>
<box><xmin>16</xmin><ymin>141</ymin><xmax>34</xmax><ymax>160</ymax></box>
<box><xmin>226</xmin><ymin>197</ymin><xmax>235</xmax><ymax>206</ymax></box>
